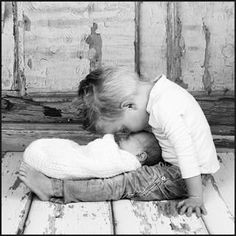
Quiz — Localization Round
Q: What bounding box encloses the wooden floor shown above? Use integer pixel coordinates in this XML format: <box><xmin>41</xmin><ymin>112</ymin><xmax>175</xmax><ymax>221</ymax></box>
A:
<box><xmin>2</xmin><ymin>151</ymin><xmax>235</xmax><ymax>234</ymax></box>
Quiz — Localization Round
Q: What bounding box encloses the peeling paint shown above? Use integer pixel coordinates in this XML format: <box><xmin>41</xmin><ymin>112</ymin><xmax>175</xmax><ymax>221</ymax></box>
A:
<box><xmin>131</xmin><ymin>202</ymin><xmax>153</xmax><ymax>234</ymax></box>
<box><xmin>45</xmin><ymin>215</ymin><xmax>57</xmax><ymax>234</ymax></box>
<box><xmin>23</xmin><ymin>14</ymin><xmax>31</xmax><ymax>31</ymax></box>
<box><xmin>2</xmin><ymin>2</ymin><xmax>12</xmax><ymax>31</ymax></box>
<box><xmin>202</xmin><ymin>21</ymin><xmax>213</xmax><ymax>95</ymax></box>
<box><xmin>170</xmin><ymin>221</ymin><xmax>191</xmax><ymax>233</ymax></box>
<box><xmin>153</xmin><ymin>201</ymin><xmax>179</xmax><ymax>218</ymax></box>
<box><xmin>9</xmin><ymin>177</ymin><xmax>21</xmax><ymax>191</ymax></box>
<box><xmin>86</xmin><ymin>22</ymin><xmax>102</xmax><ymax>71</ymax></box>
<box><xmin>27</xmin><ymin>58</ymin><xmax>32</xmax><ymax>69</ymax></box>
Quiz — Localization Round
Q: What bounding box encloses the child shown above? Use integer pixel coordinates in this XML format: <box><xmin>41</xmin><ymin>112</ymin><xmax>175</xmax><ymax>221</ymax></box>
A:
<box><xmin>19</xmin><ymin>66</ymin><xmax>220</xmax><ymax>218</ymax></box>
<box><xmin>23</xmin><ymin>131</ymin><xmax>162</xmax><ymax>179</ymax></box>
<box><xmin>78</xmin><ymin>66</ymin><xmax>220</xmax><ymax>216</ymax></box>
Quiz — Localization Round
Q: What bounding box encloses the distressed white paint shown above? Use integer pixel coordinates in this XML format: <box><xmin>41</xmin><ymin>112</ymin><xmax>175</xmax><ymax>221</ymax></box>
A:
<box><xmin>24</xmin><ymin>199</ymin><xmax>113</xmax><ymax>234</ymax></box>
<box><xmin>213</xmin><ymin>152</ymin><xmax>234</xmax><ymax>216</ymax></box>
<box><xmin>1</xmin><ymin>1</ymin><xmax>15</xmax><ymax>90</ymax></box>
<box><xmin>140</xmin><ymin>2</ymin><xmax>167</xmax><ymax>81</ymax></box>
<box><xmin>202</xmin><ymin>176</ymin><xmax>234</xmax><ymax>234</ymax></box>
<box><xmin>21</xmin><ymin>2</ymin><xmax>135</xmax><ymax>93</ymax></box>
<box><xmin>113</xmin><ymin>200</ymin><xmax>208</xmax><ymax>234</ymax></box>
<box><xmin>1</xmin><ymin>152</ymin><xmax>31</xmax><ymax>234</ymax></box>
<box><xmin>179</xmin><ymin>2</ymin><xmax>234</xmax><ymax>91</ymax></box>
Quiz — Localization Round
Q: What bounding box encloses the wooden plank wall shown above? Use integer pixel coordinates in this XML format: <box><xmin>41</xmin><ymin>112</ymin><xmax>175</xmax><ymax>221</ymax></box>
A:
<box><xmin>20</xmin><ymin>2</ymin><xmax>135</xmax><ymax>93</ymax></box>
<box><xmin>1</xmin><ymin>2</ymin><xmax>234</xmax><ymax>151</ymax></box>
<box><xmin>2</xmin><ymin>2</ymin><xmax>15</xmax><ymax>90</ymax></box>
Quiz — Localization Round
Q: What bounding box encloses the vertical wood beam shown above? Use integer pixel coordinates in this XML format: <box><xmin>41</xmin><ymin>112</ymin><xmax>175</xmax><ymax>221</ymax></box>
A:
<box><xmin>166</xmin><ymin>2</ymin><xmax>187</xmax><ymax>88</ymax></box>
<box><xmin>12</xmin><ymin>2</ymin><xmax>26</xmax><ymax>96</ymax></box>
<box><xmin>134</xmin><ymin>2</ymin><xmax>141</xmax><ymax>75</ymax></box>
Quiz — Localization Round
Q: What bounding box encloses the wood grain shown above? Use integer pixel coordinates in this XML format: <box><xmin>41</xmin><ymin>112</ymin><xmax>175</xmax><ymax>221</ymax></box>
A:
<box><xmin>2</xmin><ymin>1</ymin><xmax>15</xmax><ymax>90</ymax></box>
<box><xmin>24</xmin><ymin>199</ymin><xmax>113</xmax><ymax>234</ymax></box>
<box><xmin>213</xmin><ymin>152</ymin><xmax>235</xmax><ymax>216</ymax></box>
<box><xmin>202</xmin><ymin>175</ymin><xmax>234</xmax><ymax>234</ymax></box>
<box><xmin>19</xmin><ymin>2</ymin><xmax>135</xmax><ymax>93</ymax></box>
<box><xmin>1</xmin><ymin>152</ymin><xmax>32</xmax><ymax>234</ymax></box>
<box><xmin>2</xmin><ymin>123</ymin><xmax>234</xmax><ymax>152</ymax></box>
<box><xmin>113</xmin><ymin>200</ymin><xmax>208</xmax><ymax>234</ymax></box>
<box><xmin>2</xmin><ymin>91</ymin><xmax>234</xmax><ymax>126</ymax></box>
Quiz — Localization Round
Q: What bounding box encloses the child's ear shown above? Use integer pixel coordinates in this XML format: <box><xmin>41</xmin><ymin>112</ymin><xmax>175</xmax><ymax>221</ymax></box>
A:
<box><xmin>120</xmin><ymin>100</ymin><xmax>136</xmax><ymax>110</ymax></box>
<box><xmin>136</xmin><ymin>152</ymin><xmax>148</xmax><ymax>163</ymax></box>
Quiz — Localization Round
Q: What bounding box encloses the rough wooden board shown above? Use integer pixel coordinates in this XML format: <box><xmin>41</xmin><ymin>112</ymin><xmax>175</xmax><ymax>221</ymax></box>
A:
<box><xmin>2</xmin><ymin>123</ymin><xmax>233</xmax><ymax>152</ymax></box>
<box><xmin>2</xmin><ymin>1</ymin><xmax>15</xmax><ymax>90</ymax></box>
<box><xmin>1</xmin><ymin>152</ymin><xmax>32</xmax><ymax>234</ymax></box>
<box><xmin>202</xmin><ymin>176</ymin><xmax>234</xmax><ymax>234</ymax></box>
<box><xmin>2</xmin><ymin>123</ymin><xmax>100</xmax><ymax>152</ymax></box>
<box><xmin>2</xmin><ymin>92</ymin><xmax>234</xmax><ymax>130</ymax></box>
<box><xmin>213</xmin><ymin>152</ymin><xmax>234</xmax><ymax>216</ymax></box>
<box><xmin>113</xmin><ymin>200</ymin><xmax>208</xmax><ymax>234</ymax></box>
<box><xmin>24</xmin><ymin>199</ymin><xmax>113</xmax><ymax>234</ymax></box>
<box><xmin>20</xmin><ymin>2</ymin><xmax>135</xmax><ymax>93</ymax></box>
<box><xmin>179</xmin><ymin>2</ymin><xmax>234</xmax><ymax>92</ymax></box>
<box><xmin>140</xmin><ymin>2</ymin><xmax>167</xmax><ymax>80</ymax></box>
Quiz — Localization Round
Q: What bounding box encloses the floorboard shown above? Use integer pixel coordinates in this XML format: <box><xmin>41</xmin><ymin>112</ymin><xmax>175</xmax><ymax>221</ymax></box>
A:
<box><xmin>1</xmin><ymin>152</ymin><xmax>32</xmax><ymax>234</ymax></box>
<box><xmin>113</xmin><ymin>200</ymin><xmax>208</xmax><ymax>234</ymax></box>
<box><xmin>23</xmin><ymin>198</ymin><xmax>113</xmax><ymax>234</ymax></box>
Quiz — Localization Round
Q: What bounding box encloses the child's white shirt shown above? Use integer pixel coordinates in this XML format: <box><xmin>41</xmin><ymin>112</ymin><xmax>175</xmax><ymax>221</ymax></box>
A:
<box><xmin>146</xmin><ymin>75</ymin><xmax>220</xmax><ymax>178</ymax></box>
<box><xmin>23</xmin><ymin>134</ymin><xmax>141</xmax><ymax>179</ymax></box>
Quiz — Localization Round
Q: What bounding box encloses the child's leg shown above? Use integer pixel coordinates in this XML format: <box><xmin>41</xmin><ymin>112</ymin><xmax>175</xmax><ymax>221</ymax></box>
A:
<box><xmin>62</xmin><ymin>162</ymin><xmax>188</xmax><ymax>203</ymax></box>
<box><xmin>19</xmin><ymin>162</ymin><xmax>54</xmax><ymax>201</ymax></box>
<box><xmin>19</xmin><ymin>161</ymin><xmax>188</xmax><ymax>203</ymax></box>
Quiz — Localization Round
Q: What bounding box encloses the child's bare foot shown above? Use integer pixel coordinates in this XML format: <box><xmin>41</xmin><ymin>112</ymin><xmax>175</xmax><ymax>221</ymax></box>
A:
<box><xmin>19</xmin><ymin>162</ymin><xmax>54</xmax><ymax>201</ymax></box>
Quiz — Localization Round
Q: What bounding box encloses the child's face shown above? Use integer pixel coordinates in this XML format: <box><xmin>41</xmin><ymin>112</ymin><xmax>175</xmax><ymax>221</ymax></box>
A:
<box><xmin>97</xmin><ymin>105</ymin><xmax>149</xmax><ymax>134</ymax></box>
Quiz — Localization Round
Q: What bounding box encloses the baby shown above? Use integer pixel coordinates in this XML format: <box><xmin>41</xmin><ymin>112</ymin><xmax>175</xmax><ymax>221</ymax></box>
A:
<box><xmin>23</xmin><ymin>131</ymin><xmax>162</xmax><ymax>179</ymax></box>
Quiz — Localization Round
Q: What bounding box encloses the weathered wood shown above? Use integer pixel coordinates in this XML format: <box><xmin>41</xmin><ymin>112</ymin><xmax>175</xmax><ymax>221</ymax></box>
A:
<box><xmin>1</xmin><ymin>152</ymin><xmax>32</xmax><ymax>234</ymax></box>
<box><xmin>113</xmin><ymin>200</ymin><xmax>208</xmax><ymax>234</ymax></box>
<box><xmin>201</xmin><ymin>175</ymin><xmax>234</xmax><ymax>234</ymax></box>
<box><xmin>1</xmin><ymin>95</ymin><xmax>85</xmax><ymax>123</ymax></box>
<box><xmin>18</xmin><ymin>2</ymin><xmax>135</xmax><ymax>93</ymax></box>
<box><xmin>134</xmin><ymin>2</ymin><xmax>141</xmax><ymax>75</ymax></box>
<box><xmin>13</xmin><ymin>1</ymin><xmax>26</xmax><ymax>96</ymax></box>
<box><xmin>1</xmin><ymin>123</ymin><xmax>100</xmax><ymax>152</ymax></box>
<box><xmin>179</xmin><ymin>2</ymin><xmax>234</xmax><ymax>92</ymax></box>
<box><xmin>140</xmin><ymin>2</ymin><xmax>167</xmax><ymax>80</ymax></box>
<box><xmin>2</xmin><ymin>91</ymin><xmax>234</xmax><ymax>128</ymax></box>
<box><xmin>24</xmin><ymin>199</ymin><xmax>113</xmax><ymax>234</ymax></box>
<box><xmin>1</xmin><ymin>123</ymin><xmax>234</xmax><ymax>152</ymax></box>
<box><xmin>213</xmin><ymin>152</ymin><xmax>234</xmax><ymax>216</ymax></box>
<box><xmin>2</xmin><ymin>1</ymin><xmax>15</xmax><ymax>91</ymax></box>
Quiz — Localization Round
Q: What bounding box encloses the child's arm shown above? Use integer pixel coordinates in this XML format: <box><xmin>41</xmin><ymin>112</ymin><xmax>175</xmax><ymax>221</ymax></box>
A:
<box><xmin>177</xmin><ymin>175</ymin><xmax>207</xmax><ymax>217</ymax></box>
<box><xmin>153</xmin><ymin>103</ymin><xmax>206</xmax><ymax>217</ymax></box>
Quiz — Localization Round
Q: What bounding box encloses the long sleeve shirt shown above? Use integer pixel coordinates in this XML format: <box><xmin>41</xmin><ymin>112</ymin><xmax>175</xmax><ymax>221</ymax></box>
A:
<box><xmin>146</xmin><ymin>75</ymin><xmax>220</xmax><ymax>178</ymax></box>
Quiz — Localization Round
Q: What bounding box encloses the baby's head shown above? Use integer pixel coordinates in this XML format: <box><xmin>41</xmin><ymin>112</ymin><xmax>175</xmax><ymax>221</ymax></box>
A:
<box><xmin>116</xmin><ymin>131</ymin><xmax>162</xmax><ymax>166</ymax></box>
<box><xmin>78</xmin><ymin>66</ymin><xmax>151</xmax><ymax>134</ymax></box>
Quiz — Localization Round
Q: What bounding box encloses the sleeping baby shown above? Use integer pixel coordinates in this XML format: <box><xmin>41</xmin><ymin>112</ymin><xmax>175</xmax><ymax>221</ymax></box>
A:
<box><xmin>23</xmin><ymin>131</ymin><xmax>162</xmax><ymax>179</ymax></box>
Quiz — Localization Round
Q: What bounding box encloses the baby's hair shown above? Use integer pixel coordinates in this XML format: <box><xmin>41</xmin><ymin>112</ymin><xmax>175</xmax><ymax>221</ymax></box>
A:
<box><xmin>78</xmin><ymin>66</ymin><xmax>147</xmax><ymax>131</ymax></box>
<box><xmin>140</xmin><ymin>132</ymin><xmax>162</xmax><ymax>166</ymax></box>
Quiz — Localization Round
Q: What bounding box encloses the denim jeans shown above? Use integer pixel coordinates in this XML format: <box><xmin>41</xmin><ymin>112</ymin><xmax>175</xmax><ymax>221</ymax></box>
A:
<box><xmin>50</xmin><ymin>162</ymin><xmax>188</xmax><ymax>204</ymax></box>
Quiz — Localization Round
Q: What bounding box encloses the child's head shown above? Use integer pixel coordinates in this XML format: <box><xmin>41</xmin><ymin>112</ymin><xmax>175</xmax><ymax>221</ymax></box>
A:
<box><xmin>78</xmin><ymin>66</ymin><xmax>152</xmax><ymax>134</ymax></box>
<box><xmin>116</xmin><ymin>131</ymin><xmax>162</xmax><ymax>166</ymax></box>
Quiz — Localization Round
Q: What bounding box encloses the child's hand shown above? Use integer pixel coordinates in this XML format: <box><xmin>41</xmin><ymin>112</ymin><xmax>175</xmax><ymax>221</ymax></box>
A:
<box><xmin>177</xmin><ymin>197</ymin><xmax>207</xmax><ymax>218</ymax></box>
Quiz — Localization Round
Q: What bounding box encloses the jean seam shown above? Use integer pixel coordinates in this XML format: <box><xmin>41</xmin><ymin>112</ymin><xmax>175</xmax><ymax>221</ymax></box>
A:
<box><xmin>135</xmin><ymin>176</ymin><xmax>162</xmax><ymax>197</ymax></box>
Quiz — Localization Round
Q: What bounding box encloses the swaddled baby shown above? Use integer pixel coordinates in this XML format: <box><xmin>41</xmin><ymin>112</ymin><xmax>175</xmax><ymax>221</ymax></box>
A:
<box><xmin>23</xmin><ymin>131</ymin><xmax>162</xmax><ymax>179</ymax></box>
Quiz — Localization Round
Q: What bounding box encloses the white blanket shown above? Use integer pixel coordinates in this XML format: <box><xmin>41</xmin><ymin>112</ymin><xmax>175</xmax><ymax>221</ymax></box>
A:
<box><xmin>23</xmin><ymin>134</ymin><xmax>141</xmax><ymax>179</ymax></box>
